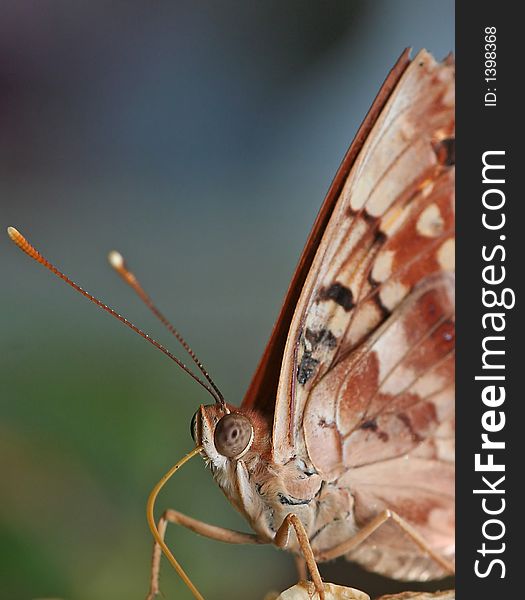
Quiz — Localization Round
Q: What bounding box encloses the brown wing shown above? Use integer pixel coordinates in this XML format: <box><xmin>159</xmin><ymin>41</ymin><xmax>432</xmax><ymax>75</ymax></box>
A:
<box><xmin>271</xmin><ymin>49</ymin><xmax>454</xmax><ymax>465</ymax></box>
<box><xmin>304</xmin><ymin>273</ymin><xmax>454</xmax><ymax>579</ymax></box>
<box><xmin>269</xmin><ymin>49</ymin><xmax>455</xmax><ymax>579</ymax></box>
<box><xmin>240</xmin><ymin>48</ymin><xmax>412</xmax><ymax>416</ymax></box>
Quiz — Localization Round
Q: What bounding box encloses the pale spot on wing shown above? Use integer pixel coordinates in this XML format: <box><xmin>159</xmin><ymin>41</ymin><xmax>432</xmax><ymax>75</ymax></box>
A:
<box><xmin>349</xmin><ymin>188</ymin><xmax>368</xmax><ymax>211</ymax></box>
<box><xmin>441</xmin><ymin>83</ymin><xmax>455</xmax><ymax>108</ymax></box>
<box><xmin>345</xmin><ymin>219</ymin><xmax>371</xmax><ymax>259</ymax></box>
<box><xmin>371</xmin><ymin>249</ymin><xmax>394</xmax><ymax>283</ymax></box>
<box><xmin>379</xmin><ymin>280</ymin><xmax>409</xmax><ymax>312</ymax></box>
<box><xmin>400</xmin><ymin>120</ymin><xmax>416</xmax><ymax>141</ymax></box>
<box><xmin>380</xmin><ymin>364</ymin><xmax>416</xmax><ymax>396</ymax></box>
<box><xmin>366</xmin><ymin>140</ymin><xmax>436</xmax><ymax>218</ymax></box>
<box><xmin>435</xmin><ymin>437</ymin><xmax>455</xmax><ymax>462</ymax></box>
<box><xmin>419</xmin><ymin>179</ymin><xmax>436</xmax><ymax>198</ymax></box>
<box><xmin>379</xmin><ymin>203</ymin><xmax>412</xmax><ymax>237</ymax></box>
<box><xmin>317</xmin><ymin>218</ymin><xmax>371</xmax><ymax>291</ymax></box>
<box><xmin>436</xmin><ymin>414</ymin><xmax>455</xmax><ymax>440</ymax></box>
<box><xmin>437</xmin><ymin>238</ymin><xmax>455</xmax><ymax>271</ymax></box>
<box><xmin>416</xmin><ymin>204</ymin><xmax>444</xmax><ymax>238</ymax></box>
<box><xmin>410</xmin><ymin>370</ymin><xmax>445</xmax><ymax>399</ymax></box>
<box><xmin>434</xmin><ymin>127</ymin><xmax>453</xmax><ymax>141</ymax></box>
<box><xmin>373</xmin><ymin>318</ymin><xmax>409</xmax><ymax>385</ymax></box>
<box><xmin>374</xmin><ymin>321</ymin><xmax>408</xmax><ymax>382</ymax></box>
<box><xmin>345</xmin><ymin>302</ymin><xmax>384</xmax><ymax>349</ymax></box>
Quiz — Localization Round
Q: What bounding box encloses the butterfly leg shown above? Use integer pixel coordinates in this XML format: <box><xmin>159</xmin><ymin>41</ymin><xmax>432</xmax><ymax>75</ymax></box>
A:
<box><xmin>318</xmin><ymin>509</ymin><xmax>455</xmax><ymax>574</ymax></box>
<box><xmin>294</xmin><ymin>555</ymin><xmax>308</xmax><ymax>581</ymax></box>
<box><xmin>274</xmin><ymin>513</ymin><xmax>325</xmax><ymax>600</ymax></box>
<box><xmin>147</xmin><ymin>508</ymin><xmax>265</xmax><ymax>600</ymax></box>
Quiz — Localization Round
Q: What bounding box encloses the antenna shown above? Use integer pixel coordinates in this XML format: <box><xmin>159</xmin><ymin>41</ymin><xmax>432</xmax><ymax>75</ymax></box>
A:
<box><xmin>7</xmin><ymin>226</ymin><xmax>224</xmax><ymax>405</ymax></box>
<box><xmin>108</xmin><ymin>250</ymin><xmax>224</xmax><ymax>404</ymax></box>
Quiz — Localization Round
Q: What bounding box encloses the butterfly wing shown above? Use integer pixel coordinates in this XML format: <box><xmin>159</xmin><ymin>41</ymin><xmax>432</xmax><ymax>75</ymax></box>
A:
<box><xmin>243</xmin><ymin>49</ymin><xmax>454</xmax><ymax>580</ymax></box>
<box><xmin>272</xmin><ymin>49</ymin><xmax>454</xmax><ymax>468</ymax></box>
<box><xmin>240</xmin><ymin>49</ymin><xmax>412</xmax><ymax>417</ymax></box>
<box><xmin>305</xmin><ymin>272</ymin><xmax>454</xmax><ymax>579</ymax></box>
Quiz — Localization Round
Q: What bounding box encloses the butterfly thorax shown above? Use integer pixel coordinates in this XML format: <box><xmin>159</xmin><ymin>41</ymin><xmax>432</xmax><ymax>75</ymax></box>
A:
<box><xmin>196</xmin><ymin>403</ymin><xmax>358</xmax><ymax>557</ymax></box>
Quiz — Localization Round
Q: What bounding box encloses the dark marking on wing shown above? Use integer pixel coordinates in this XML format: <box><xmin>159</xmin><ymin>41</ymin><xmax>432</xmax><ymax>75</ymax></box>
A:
<box><xmin>319</xmin><ymin>282</ymin><xmax>354</xmax><ymax>311</ymax></box>
<box><xmin>360</xmin><ymin>418</ymin><xmax>378</xmax><ymax>431</ymax></box>
<box><xmin>360</xmin><ymin>418</ymin><xmax>389</xmax><ymax>442</ymax></box>
<box><xmin>397</xmin><ymin>412</ymin><xmax>424</xmax><ymax>443</ymax></box>
<box><xmin>297</xmin><ymin>351</ymin><xmax>319</xmax><ymax>385</ymax></box>
<box><xmin>373</xmin><ymin>291</ymin><xmax>391</xmax><ymax>318</ymax></box>
<box><xmin>374</xmin><ymin>229</ymin><xmax>387</xmax><ymax>244</ymax></box>
<box><xmin>305</xmin><ymin>327</ymin><xmax>337</xmax><ymax>350</ymax></box>
<box><xmin>368</xmin><ymin>270</ymin><xmax>380</xmax><ymax>288</ymax></box>
<box><xmin>362</xmin><ymin>210</ymin><xmax>379</xmax><ymax>225</ymax></box>
<box><xmin>363</xmin><ymin>213</ymin><xmax>388</xmax><ymax>243</ymax></box>
<box><xmin>433</xmin><ymin>137</ymin><xmax>455</xmax><ymax>166</ymax></box>
<box><xmin>318</xmin><ymin>417</ymin><xmax>337</xmax><ymax>429</ymax></box>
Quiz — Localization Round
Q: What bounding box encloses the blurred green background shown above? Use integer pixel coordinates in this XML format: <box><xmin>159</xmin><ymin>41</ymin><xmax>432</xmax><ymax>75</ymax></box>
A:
<box><xmin>1</xmin><ymin>2</ymin><xmax>454</xmax><ymax>599</ymax></box>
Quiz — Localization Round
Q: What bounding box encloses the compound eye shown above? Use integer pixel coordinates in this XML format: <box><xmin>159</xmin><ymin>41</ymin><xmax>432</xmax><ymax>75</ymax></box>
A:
<box><xmin>214</xmin><ymin>413</ymin><xmax>253</xmax><ymax>458</ymax></box>
<box><xmin>190</xmin><ymin>410</ymin><xmax>198</xmax><ymax>442</ymax></box>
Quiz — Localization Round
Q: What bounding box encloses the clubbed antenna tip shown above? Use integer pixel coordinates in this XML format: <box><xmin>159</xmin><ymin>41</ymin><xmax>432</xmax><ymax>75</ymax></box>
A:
<box><xmin>108</xmin><ymin>250</ymin><xmax>125</xmax><ymax>270</ymax></box>
<box><xmin>7</xmin><ymin>226</ymin><xmax>19</xmax><ymax>239</ymax></box>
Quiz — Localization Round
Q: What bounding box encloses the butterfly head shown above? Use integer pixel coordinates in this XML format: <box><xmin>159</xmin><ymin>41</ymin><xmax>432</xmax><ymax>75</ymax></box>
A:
<box><xmin>191</xmin><ymin>403</ymin><xmax>255</xmax><ymax>465</ymax></box>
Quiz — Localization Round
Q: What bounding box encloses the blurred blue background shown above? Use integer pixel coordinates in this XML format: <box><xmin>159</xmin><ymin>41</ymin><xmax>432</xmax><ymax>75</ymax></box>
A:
<box><xmin>1</xmin><ymin>2</ymin><xmax>454</xmax><ymax>599</ymax></box>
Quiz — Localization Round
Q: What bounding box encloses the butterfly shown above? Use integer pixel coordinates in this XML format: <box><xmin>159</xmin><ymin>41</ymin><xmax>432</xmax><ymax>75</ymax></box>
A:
<box><xmin>185</xmin><ymin>47</ymin><xmax>455</xmax><ymax>597</ymax></box>
<box><xmin>9</xmin><ymin>48</ymin><xmax>454</xmax><ymax>600</ymax></box>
